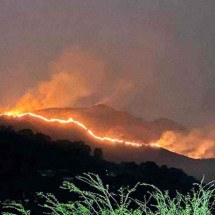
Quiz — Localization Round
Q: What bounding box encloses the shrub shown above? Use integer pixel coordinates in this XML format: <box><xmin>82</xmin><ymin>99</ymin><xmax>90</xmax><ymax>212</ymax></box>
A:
<box><xmin>2</xmin><ymin>174</ymin><xmax>215</xmax><ymax>215</ymax></box>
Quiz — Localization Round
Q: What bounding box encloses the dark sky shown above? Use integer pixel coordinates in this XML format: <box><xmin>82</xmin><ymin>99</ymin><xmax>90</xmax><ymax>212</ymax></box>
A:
<box><xmin>0</xmin><ymin>0</ymin><xmax>215</xmax><ymax>127</ymax></box>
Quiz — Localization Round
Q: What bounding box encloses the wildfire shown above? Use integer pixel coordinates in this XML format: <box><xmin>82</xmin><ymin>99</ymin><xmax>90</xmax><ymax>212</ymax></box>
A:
<box><xmin>0</xmin><ymin>111</ymin><xmax>161</xmax><ymax>148</ymax></box>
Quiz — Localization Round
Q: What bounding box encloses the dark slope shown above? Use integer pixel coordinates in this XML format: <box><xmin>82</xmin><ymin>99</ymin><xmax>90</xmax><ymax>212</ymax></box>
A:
<box><xmin>0</xmin><ymin>126</ymin><xmax>197</xmax><ymax>203</ymax></box>
<box><xmin>0</xmin><ymin>111</ymin><xmax>214</xmax><ymax>181</ymax></box>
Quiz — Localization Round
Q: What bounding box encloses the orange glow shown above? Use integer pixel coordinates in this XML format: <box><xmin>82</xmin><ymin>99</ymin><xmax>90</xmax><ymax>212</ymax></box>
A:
<box><xmin>0</xmin><ymin>112</ymin><xmax>160</xmax><ymax>148</ymax></box>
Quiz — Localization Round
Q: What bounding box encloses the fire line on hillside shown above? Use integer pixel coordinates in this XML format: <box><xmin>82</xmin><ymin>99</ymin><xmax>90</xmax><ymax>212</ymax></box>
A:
<box><xmin>0</xmin><ymin>112</ymin><xmax>161</xmax><ymax>149</ymax></box>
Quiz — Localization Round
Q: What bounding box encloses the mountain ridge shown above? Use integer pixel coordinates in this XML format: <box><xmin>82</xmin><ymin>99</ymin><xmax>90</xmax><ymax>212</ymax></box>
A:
<box><xmin>0</xmin><ymin>105</ymin><xmax>214</xmax><ymax>181</ymax></box>
<box><xmin>36</xmin><ymin>104</ymin><xmax>185</xmax><ymax>143</ymax></box>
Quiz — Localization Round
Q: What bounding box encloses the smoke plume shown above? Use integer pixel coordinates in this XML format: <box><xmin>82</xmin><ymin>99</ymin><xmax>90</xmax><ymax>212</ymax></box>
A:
<box><xmin>12</xmin><ymin>49</ymin><xmax>106</xmax><ymax>112</ymax></box>
<box><xmin>157</xmin><ymin>126</ymin><xmax>215</xmax><ymax>158</ymax></box>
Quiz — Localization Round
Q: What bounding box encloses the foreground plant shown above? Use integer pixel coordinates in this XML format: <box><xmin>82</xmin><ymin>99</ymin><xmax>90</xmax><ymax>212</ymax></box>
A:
<box><xmin>2</xmin><ymin>174</ymin><xmax>215</xmax><ymax>215</ymax></box>
<box><xmin>2</xmin><ymin>201</ymin><xmax>30</xmax><ymax>215</ymax></box>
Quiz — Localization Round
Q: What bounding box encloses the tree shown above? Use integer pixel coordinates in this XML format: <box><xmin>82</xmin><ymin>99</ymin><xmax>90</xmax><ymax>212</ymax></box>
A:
<box><xmin>94</xmin><ymin>148</ymin><xmax>103</xmax><ymax>160</ymax></box>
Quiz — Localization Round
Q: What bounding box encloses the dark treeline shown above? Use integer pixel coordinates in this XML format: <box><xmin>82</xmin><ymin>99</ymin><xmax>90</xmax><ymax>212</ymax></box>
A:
<box><xmin>0</xmin><ymin>126</ymin><xmax>197</xmax><ymax>213</ymax></box>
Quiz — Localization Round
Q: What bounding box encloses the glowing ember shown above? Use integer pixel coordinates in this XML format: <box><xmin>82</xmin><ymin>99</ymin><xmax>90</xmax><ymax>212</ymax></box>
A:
<box><xmin>0</xmin><ymin>112</ymin><xmax>160</xmax><ymax>148</ymax></box>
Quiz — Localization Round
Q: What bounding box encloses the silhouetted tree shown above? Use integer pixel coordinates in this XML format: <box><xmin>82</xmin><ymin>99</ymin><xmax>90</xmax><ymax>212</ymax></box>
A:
<box><xmin>94</xmin><ymin>148</ymin><xmax>103</xmax><ymax>160</ymax></box>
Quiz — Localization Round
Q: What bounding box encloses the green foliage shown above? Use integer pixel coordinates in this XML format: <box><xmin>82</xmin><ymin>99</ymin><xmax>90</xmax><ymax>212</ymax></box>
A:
<box><xmin>2</xmin><ymin>174</ymin><xmax>215</xmax><ymax>215</ymax></box>
<box><xmin>140</xmin><ymin>176</ymin><xmax>215</xmax><ymax>215</ymax></box>
<box><xmin>2</xmin><ymin>201</ymin><xmax>30</xmax><ymax>215</ymax></box>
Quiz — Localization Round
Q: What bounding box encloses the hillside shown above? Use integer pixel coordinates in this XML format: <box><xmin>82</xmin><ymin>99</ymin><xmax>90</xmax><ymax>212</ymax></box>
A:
<box><xmin>0</xmin><ymin>126</ymin><xmax>196</xmax><ymax>202</ymax></box>
<box><xmin>0</xmin><ymin>105</ymin><xmax>214</xmax><ymax>181</ymax></box>
<box><xmin>36</xmin><ymin>104</ymin><xmax>185</xmax><ymax>143</ymax></box>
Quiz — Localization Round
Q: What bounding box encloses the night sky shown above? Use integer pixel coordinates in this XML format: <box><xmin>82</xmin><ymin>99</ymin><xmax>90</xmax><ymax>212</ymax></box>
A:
<box><xmin>0</xmin><ymin>0</ymin><xmax>214</xmax><ymax>127</ymax></box>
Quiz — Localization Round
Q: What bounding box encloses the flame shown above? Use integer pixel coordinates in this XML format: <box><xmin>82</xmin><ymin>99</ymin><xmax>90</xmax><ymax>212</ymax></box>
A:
<box><xmin>0</xmin><ymin>111</ymin><xmax>160</xmax><ymax>148</ymax></box>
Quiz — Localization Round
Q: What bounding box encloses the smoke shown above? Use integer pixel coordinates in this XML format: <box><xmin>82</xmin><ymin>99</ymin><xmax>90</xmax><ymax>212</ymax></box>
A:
<box><xmin>2</xmin><ymin>47</ymin><xmax>215</xmax><ymax>159</ymax></box>
<box><xmin>11</xmin><ymin>49</ymin><xmax>106</xmax><ymax>112</ymax></box>
<box><xmin>98</xmin><ymin>77</ymin><xmax>136</xmax><ymax>108</ymax></box>
<box><xmin>157</xmin><ymin>127</ymin><xmax>215</xmax><ymax>158</ymax></box>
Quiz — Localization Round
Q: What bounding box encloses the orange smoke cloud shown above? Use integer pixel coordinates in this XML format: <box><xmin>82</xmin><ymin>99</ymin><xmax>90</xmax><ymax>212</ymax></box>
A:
<box><xmin>2</xmin><ymin>48</ymin><xmax>215</xmax><ymax>159</ymax></box>
<box><xmin>155</xmin><ymin>126</ymin><xmax>215</xmax><ymax>158</ymax></box>
<box><xmin>11</xmin><ymin>49</ymin><xmax>106</xmax><ymax>112</ymax></box>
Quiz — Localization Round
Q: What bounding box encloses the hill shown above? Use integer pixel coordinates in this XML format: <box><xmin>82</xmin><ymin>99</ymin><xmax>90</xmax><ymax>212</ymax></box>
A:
<box><xmin>36</xmin><ymin>104</ymin><xmax>185</xmax><ymax>143</ymax></box>
<box><xmin>0</xmin><ymin>126</ymin><xmax>196</xmax><ymax>203</ymax></box>
<box><xmin>0</xmin><ymin>105</ymin><xmax>214</xmax><ymax>181</ymax></box>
